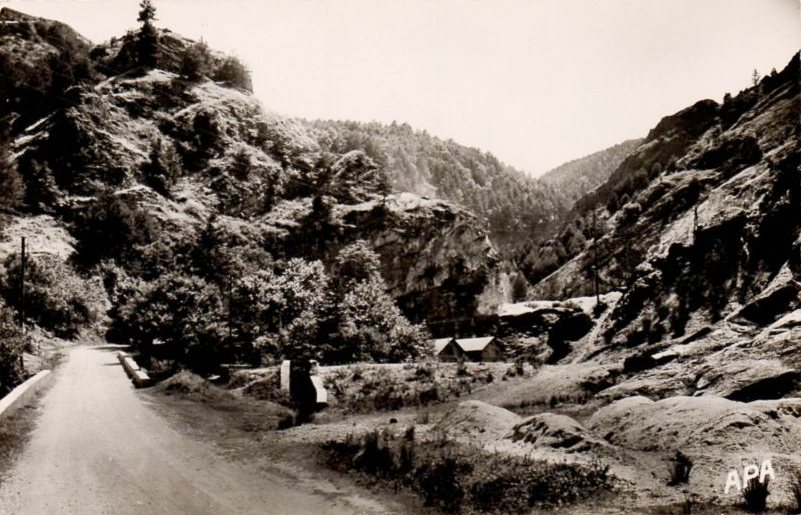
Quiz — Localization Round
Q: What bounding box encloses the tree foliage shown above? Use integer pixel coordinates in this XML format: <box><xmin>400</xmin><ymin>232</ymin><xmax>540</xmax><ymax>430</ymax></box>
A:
<box><xmin>142</xmin><ymin>138</ymin><xmax>180</xmax><ymax>196</ymax></box>
<box><xmin>0</xmin><ymin>303</ymin><xmax>24</xmax><ymax>396</ymax></box>
<box><xmin>212</xmin><ymin>56</ymin><xmax>253</xmax><ymax>92</ymax></box>
<box><xmin>0</xmin><ymin>125</ymin><xmax>24</xmax><ymax>210</ymax></box>
<box><xmin>136</xmin><ymin>0</ymin><xmax>159</xmax><ymax>68</ymax></box>
<box><xmin>0</xmin><ymin>254</ymin><xmax>102</xmax><ymax>338</ymax></box>
<box><xmin>180</xmin><ymin>41</ymin><xmax>213</xmax><ymax>81</ymax></box>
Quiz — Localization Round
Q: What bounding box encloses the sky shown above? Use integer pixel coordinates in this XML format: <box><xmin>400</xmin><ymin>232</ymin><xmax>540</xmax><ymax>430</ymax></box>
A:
<box><xmin>2</xmin><ymin>0</ymin><xmax>799</xmax><ymax>176</ymax></box>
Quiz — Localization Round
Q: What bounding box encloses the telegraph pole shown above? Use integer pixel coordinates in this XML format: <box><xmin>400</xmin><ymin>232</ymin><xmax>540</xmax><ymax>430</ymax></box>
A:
<box><xmin>592</xmin><ymin>211</ymin><xmax>600</xmax><ymax>306</ymax></box>
<box><xmin>19</xmin><ymin>236</ymin><xmax>26</xmax><ymax>333</ymax></box>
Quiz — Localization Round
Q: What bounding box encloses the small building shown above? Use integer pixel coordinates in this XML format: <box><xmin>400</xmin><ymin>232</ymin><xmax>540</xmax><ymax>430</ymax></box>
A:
<box><xmin>455</xmin><ymin>336</ymin><xmax>503</xmax><ymax>362</ymax></box>
<box><xmin>432</xmin><ymin>337</ymin><xmax>465</xmax><ymax>362</ymax></box>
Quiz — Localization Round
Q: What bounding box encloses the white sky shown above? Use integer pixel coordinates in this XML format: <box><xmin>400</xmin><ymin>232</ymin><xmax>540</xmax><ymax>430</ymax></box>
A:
<box><xmin>3</xmin><ymin>0</ymin><xmax>800</xmax><ymax>175</ymax></box>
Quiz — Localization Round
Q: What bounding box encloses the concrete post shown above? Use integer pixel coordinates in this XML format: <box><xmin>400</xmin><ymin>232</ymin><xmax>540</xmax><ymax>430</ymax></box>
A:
<box><xmin>279</xmin><ymin>360</ymin><xmax>291</xmax><ymax>392</ymax></box>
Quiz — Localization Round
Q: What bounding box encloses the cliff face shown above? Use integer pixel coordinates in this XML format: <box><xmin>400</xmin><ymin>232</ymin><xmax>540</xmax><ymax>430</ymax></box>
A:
<box><xmin>335</xmin><ymin>194</ymin><xmax>498</xmax><ymax>322</ymax></box>
<box><xmin>1</xmin><ymin>11</ymin><xmax>499</xmax><ymax>327</ymax></box>
<box><xmin>532</xmin><ymin>53</ymin><xmax>800</xmax><ymax>348</ymax></box>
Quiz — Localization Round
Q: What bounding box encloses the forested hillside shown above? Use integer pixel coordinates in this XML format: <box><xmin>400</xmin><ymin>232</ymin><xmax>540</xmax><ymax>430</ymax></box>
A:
<box><xmin>0</xmin><ymin>7</ymin><xmax>501</xmax><ymax>377</ymax></box>
<box><xmin>539</xmin><ymin>139</ymin><xmax>642</xmax><ymax>204</ymax></box>
<box><xmin>308</xmin><ymin>120</ymin><xmax>568</xmax><ymax>257</ymax></box>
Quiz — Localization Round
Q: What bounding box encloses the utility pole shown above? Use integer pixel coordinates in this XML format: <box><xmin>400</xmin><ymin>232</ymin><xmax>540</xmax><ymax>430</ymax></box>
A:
<box><xmin>19</xmin><ymin>236</ymin><xmax>25</xmax><ymax>333</ymax></box>
<box><xmin>592</xmin><ymin>210</ymin><xmax>600</xmax><ymax>306</ymax></box>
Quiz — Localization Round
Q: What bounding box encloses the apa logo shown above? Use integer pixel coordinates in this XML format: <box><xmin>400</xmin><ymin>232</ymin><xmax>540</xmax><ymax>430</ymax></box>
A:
<box><xmin>724</xmin><ymin>459</ymin><xmax>775</xmax><ymax>494</ymax></box>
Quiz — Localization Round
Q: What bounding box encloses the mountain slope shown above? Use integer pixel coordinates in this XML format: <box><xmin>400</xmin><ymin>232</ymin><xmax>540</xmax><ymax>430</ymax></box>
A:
<box><xmin>0</xmin><ymin>8</ymin><xmax>500</xmax><ymax>368</ymax></box>
<box><xmin>0</xmin><ymin>8</ymin><xmax>93</xmax><ymax>130</ymax></box>
<box><xmin>531</xmin><ymin>53</ymin><xmax>800</xmax><ymax>345</ymax></box>
<box><xmin>308</xmin><ymin>120</ymin><xmax>567</xmax><ymax>257</ymax></box>
<box><xmin>539</xmin><ymin>138</ymin><xmax>642</xmax><ymax>205</ymax></box>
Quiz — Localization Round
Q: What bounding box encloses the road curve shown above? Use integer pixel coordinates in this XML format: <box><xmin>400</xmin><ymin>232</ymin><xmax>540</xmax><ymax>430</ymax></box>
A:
<box><xmin>0</xmin><ymin>345</ymin><xmax>388</xmax><ymax>515</ymax></box>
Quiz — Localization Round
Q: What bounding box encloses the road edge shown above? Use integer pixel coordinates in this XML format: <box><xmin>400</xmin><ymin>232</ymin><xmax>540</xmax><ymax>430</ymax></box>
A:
<box><xmin>0</xmin><ymin>370</ymin><xmax>51</xmax><ymax>421</ymax></box>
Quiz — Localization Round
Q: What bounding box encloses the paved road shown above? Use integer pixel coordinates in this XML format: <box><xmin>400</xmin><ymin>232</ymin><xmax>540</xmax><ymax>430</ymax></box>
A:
<box><xmin>0</xmin><ymin>346</ymin><xmax>388</xmax><ymax>515</ymax></box>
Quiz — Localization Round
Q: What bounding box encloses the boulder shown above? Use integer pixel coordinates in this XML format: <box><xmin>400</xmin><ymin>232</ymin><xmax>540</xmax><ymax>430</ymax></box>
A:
<box><xmin>587</xmin><ymin>395</ymin><xmax>800</xmax><ymax>453</ymax></box>
<box><xmin>434</xmin><ymin>400</ymin><xmax>521</xmax><ymax>440</ymax></box>
<box><xmin>508</xmin><ymin>412</ymin><xmax>605</xmax><ymax>452</ymax></box>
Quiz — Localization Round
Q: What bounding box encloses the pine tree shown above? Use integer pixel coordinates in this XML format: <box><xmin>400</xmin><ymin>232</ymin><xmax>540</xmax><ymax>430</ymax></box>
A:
<box><xmin>137</xmin><ymin>0</ymin><xmax>159</xmax><ymax>68</ymax></box>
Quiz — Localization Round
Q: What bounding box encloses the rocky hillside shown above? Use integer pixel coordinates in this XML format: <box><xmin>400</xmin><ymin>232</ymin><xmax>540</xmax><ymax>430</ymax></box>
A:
<box><xmin>0</xmin><ymin>8</ymin><xmax>500</xmax><ymax>365</ymax></box>
<box><xmin>0</xmin><ymin>7</ymin><xmax>93</xmax><ymax>130</ymax></box>
<box><xmin>308</xmin><ymin>119</ymin><xmax>568</xmax><ymax>258</ymax></box>
<box><xmin>524</xmin><ymin>56</ymin><xmax>799</xmax><ymax>298</ymax></box>
<box><xmin>528</xmin><ymin>52</ymin><xmax>799</xmax><ymax>351</ymax></box>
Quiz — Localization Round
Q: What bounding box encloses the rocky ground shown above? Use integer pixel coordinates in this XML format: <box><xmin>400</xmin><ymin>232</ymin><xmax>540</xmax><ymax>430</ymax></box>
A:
<box><xmin>191</xmin><ymin>297</ymin><xmax>801</xmax><ymax>514</ymax></box>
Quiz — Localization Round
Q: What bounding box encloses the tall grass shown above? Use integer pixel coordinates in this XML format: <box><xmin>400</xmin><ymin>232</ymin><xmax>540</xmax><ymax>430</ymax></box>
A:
<box><xmin>322</xmin><ymin>427</ymin><xmax>612</xmax><ymax>513</ymax></box>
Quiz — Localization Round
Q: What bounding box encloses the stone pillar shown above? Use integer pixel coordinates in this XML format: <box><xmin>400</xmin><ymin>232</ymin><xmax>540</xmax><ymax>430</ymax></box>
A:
<box><xmin>280</xmin><ymin>360</ymin><xmax>291</xmax><ymax>392</ymax></box>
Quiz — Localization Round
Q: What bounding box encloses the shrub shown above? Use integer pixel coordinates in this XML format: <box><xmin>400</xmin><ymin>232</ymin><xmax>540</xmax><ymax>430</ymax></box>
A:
<box><xmin>117</xmin><ymin>273</ymin><xmax>228</xmax><ymax>374</ymax></box>
<box><xmin>72</xmin><ymin>190</ymin><xmax>158</xmax><ymax>267</ymax></box>
<box><xmin>414</xmin><ymin>363</ymin><xmax>434</xmax><ymax>380</ymax></box>
<box><xmin>0</xmin><ymin>137</ymin><xmax>24</xmax><ymax>210</ymax></box>
<box><xmin>322</xmin><ymin>430</ymin><xmax>613</xmax><ymax>514</ymax></box>
<box><xmin>0</xmin><ymin>305</ymin><xmax>24</xmax><ymax>395</ymax></box>
<box><xmin>0</xmin><ymin>253</ymin><xmax>103</xmax><ymax>337</ymax></box>
<box><xmin>667</xmin><ymin>450</ymin><xmax>693</xmax><ymax>485</ymax></box>
<box><xmin>790</xmin><ymin>470</ymin><xmax>801</xmax><ymax>514</ymax></box>
<box><xmin>414</xmin><ymin>455</ymin><xmax>469</xmax><ymax>513</ymax></box>
<box><xmin>212</xmin><ymin>55</ymin><xmax>252</xmax><ymax>92</ymax></box>
<box><xmin>742</xmin><ymin>476</ymin><xmax>769</xmax><ymax>512</ymax></box>
<box><xmin>180</xmin><ymin>41</ymin><xmax>213</xmax><ymax>81</ymax></box>
<box><xmin>141</xmin><ymin>139</ymin><xmax>180</xmax><ymax>197</ymax></box>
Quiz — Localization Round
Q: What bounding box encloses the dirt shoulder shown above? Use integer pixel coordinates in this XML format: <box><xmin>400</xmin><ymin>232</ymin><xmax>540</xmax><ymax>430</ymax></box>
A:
<box><xmin>144</xmin><ymin>383</ymin><xmax>432</xmax><ymax>515</ymax></box>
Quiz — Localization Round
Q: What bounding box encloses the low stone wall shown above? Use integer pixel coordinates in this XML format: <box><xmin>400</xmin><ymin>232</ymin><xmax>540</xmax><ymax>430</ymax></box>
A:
<box><xmin>117</xmin><ymin>352</ymin><xmax>154</xmax><ymax>388</ymax></box>
<box><xmin>0</xmin><ymin>370</ymin><xmax>51</xmax><ymax>421</ymax></box>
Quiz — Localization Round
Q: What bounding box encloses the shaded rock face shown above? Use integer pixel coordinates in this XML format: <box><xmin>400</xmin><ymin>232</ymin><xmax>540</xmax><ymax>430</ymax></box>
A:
<box><xmin>735</xmin><ymin>282</ymin><xmax>801</xmax><ymax>325</ymax></box>
<box><xmin>337</xmin><ymin>196</ymin><xmax>498</xmax><ymax>323</ymax></box>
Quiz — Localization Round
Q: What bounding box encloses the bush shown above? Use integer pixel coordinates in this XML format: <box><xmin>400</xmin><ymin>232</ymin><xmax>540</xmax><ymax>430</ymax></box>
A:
<box><xmin>0</xmin><ymin>135</ymin><xmax>24</xmax><ymax>210</ymax></box>
<box><xmin>141</xmin><ymin>139</ymin><xmax>180</xmax><ymax>197</ymax></box>
<box><xmin>322</xmin><ymin>429</ymin><xmax>612</xmax><ymax>513</ymax></box>
<box><xmin>790</xmin><ymin>470</ymin><xmax>801</xmax><ymax>514</ymax></box>
<box><xmin>667</xmin><ymin>450</ymin><xmax>693</xmax><ymax>485</ymax></box>
<box><xmin>180</xmin><ymin>41</ymin><xmax>213</xmax><ymax>81</ymax></box>
<box><xmin>0</xmin><ymin>305</ymin><xmax>24</xmax><ymax>396</ymax></box>
<box><xmin>72</xmin><ymin>190</ymin><xmax>158</xmax><ymax>267</ymax></box>
<box><xmin>212</xmin><ymin>55</ymin><xmax>252</xmax><ymax>92</ymax></box>
<box><xmin>116</xmin><ymin>273</ymin><xmax>228</xmax><ymax>374</ymax></box>
<box><xmin>414</xmin><ymin>455</ymin><xmax>469</xmax><ymax>513</ymax></box>
<box><xmin>742</xmin><ymin>476</ymin><xmax>769</xmax><ymax>512</ymax></box>
<box><xmin>0</xmin><ymin>254</ymin><xmax>103</xmax><ymax>337</ymax></box>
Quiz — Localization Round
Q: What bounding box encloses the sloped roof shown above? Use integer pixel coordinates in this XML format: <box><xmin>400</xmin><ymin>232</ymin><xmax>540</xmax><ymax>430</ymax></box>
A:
<box><xmin>432</xmin><ymin>337</ymin><xmax>455</xmax><ymax>354</ymax></box>
<box><xmin>455</xmin><ymin>336</ymin><xmax>495</xmax><ymax>352</ymax></box>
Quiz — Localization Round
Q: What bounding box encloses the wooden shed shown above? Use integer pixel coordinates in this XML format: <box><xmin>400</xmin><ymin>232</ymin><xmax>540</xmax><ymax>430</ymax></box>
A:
<box><xmin>455</xmin><ymin>336</ymin><xmax>503</xmax><ymax>362</ymax></box>
<box><xmin>432</xmin><ymin>337</ymin><xmax>465</xmax><ymax>362</ymax></box>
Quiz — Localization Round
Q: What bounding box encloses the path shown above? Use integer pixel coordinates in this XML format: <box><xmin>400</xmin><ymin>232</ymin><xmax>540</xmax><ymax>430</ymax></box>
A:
<box><xmin>0</xmin><ymin>345</ymin><xmax>391</xmax><ymax>515</ymax></box>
